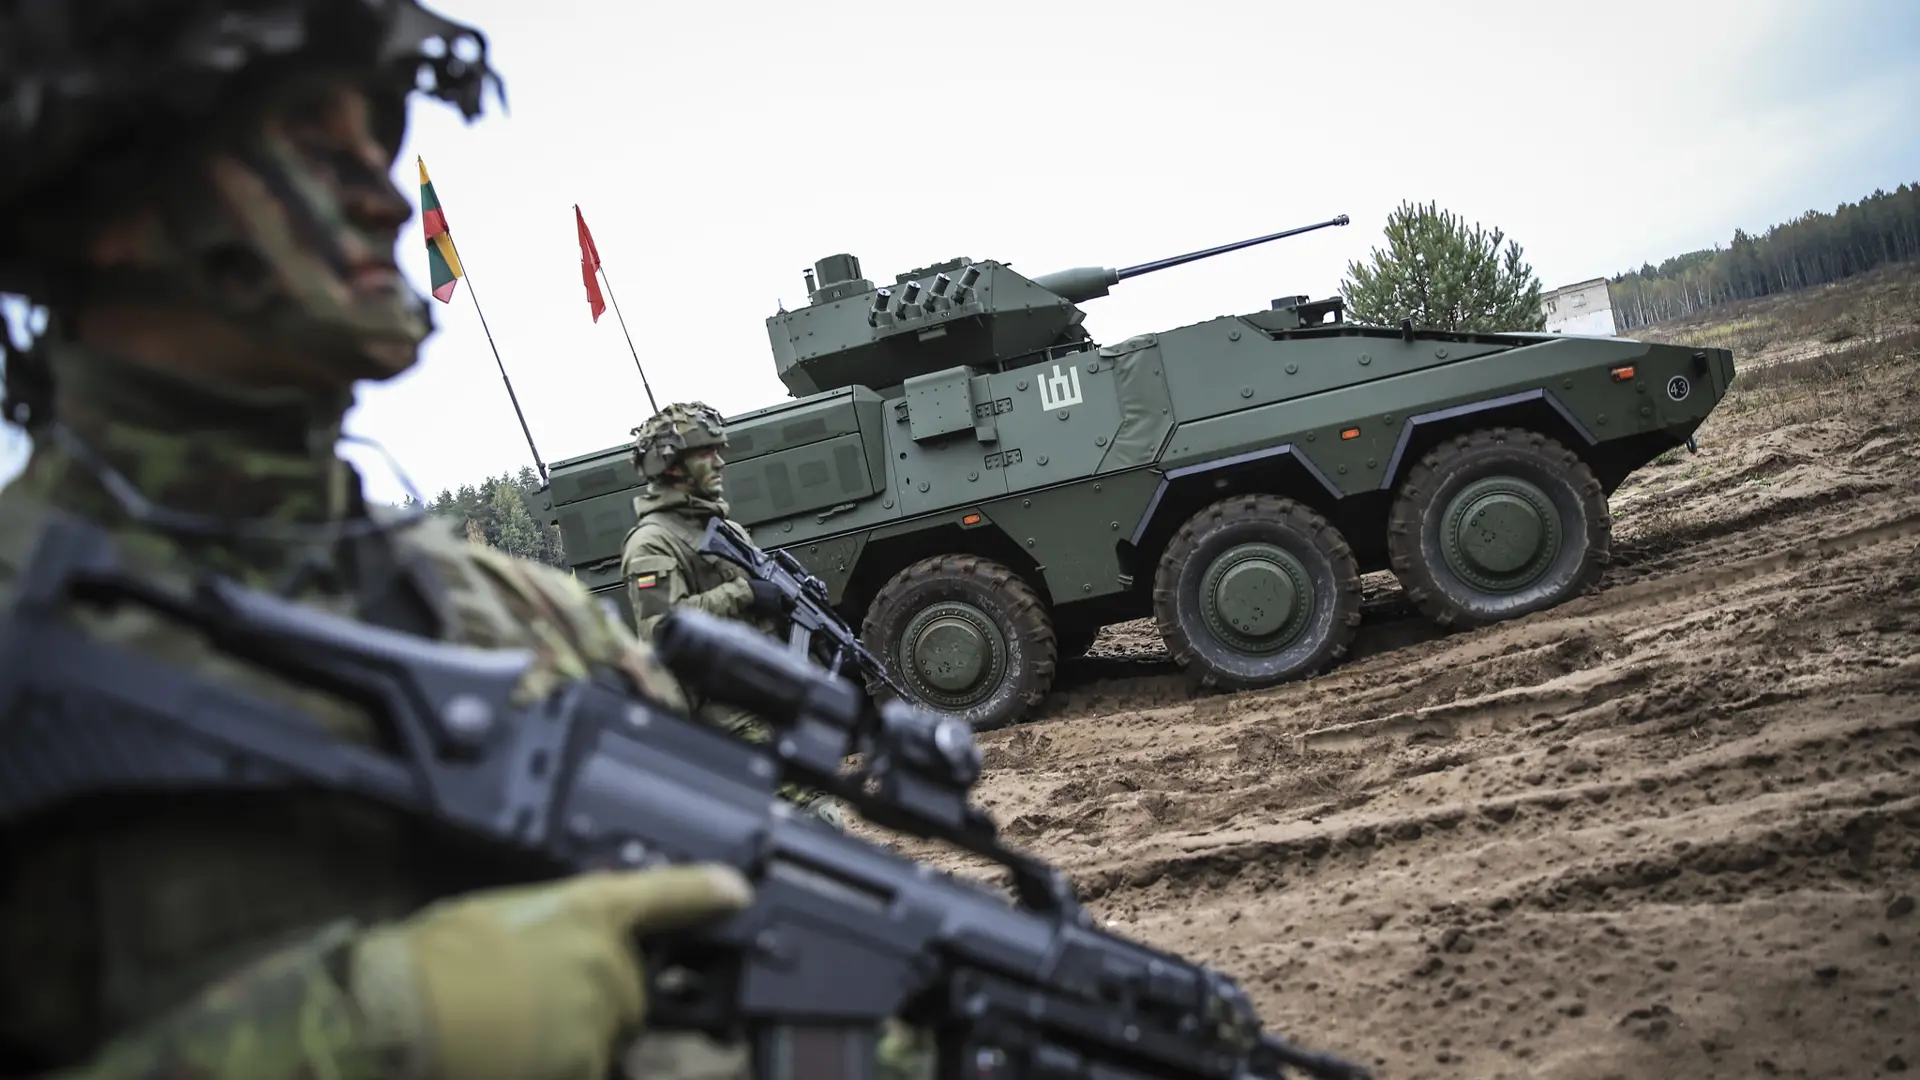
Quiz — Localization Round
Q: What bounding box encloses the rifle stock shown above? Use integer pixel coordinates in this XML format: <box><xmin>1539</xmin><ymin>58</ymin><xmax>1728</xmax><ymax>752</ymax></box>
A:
<box><xmin>0</xmin><ymin>509</ymin><xmax>1371</xmax><ymax>1080</ymax></box>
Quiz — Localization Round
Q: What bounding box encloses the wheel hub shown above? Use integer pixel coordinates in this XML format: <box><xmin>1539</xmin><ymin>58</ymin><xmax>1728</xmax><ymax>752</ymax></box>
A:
<box><xmin>899</xmin><ymin>601</ymin><xmax>1006</xmax><ymax>709</ymax></box>
<box><xmin>1200</xmin><ymin>542</ymin><xmax>1314</xmax><ymax>654</ymax></box>
<box><xmin>1440</xmin><ymin>475</ymin><xmax>1562</xmax><ymax>592</ymax></box>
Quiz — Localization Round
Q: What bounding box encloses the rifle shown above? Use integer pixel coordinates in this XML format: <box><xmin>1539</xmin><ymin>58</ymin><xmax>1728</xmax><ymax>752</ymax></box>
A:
<box><xmin>0</xmin><ymin>509</ymin><xmax>1372</xmax><ymax>1080</ymax></box>
<box><xmin>698</xmin><ymin>516</ymin><xmax>907</xmax><ymax>700</ymax></box>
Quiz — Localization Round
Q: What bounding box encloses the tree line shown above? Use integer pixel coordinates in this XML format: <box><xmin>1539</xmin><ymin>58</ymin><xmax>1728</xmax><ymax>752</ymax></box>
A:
<box><xmin>1608</xmin><ymin>182</ymin><xmax>1920</xmax><ymax>330</ymax></box>
<box><xmin>408</xmin><ymin>465</ymin><xmax>569</xmax><ymax>569</ymax></box>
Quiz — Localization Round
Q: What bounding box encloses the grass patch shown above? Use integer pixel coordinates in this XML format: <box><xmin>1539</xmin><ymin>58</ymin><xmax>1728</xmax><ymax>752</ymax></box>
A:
<box><xmin>1719</xmin><ymin>329</ymin><xmax>1920</xmax><ymax>428</ymax></box>
<box><xmin>1614</xmin><ymin>261</ymin><xmax>1920</xmax><ymax>437</ymax></box>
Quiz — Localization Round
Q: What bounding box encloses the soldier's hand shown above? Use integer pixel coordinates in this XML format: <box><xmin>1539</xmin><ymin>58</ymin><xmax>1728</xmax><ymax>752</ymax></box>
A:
<box><xmin>354</xmin><ymin>864</ymin><xmax>752</xmax><ymax>1080</ymax></box>
<box><xmin>746</xmin><ymin>579</ymin><xmax>792</xmax><ymax>616</ymax></box>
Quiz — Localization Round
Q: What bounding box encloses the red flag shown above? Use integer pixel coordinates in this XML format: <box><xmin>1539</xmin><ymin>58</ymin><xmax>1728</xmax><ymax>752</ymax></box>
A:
<box><xmin>575</xmin><ymin>204</ymin><xmax>606</xmax><ymax>323</ymax></box>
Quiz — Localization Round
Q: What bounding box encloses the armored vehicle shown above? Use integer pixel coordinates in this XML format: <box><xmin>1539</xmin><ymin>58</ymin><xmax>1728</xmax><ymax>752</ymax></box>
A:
<box><xmin>544</xmin><ymin>216</ymin><xmax>1736</xmax><ymax>731</ymax></box>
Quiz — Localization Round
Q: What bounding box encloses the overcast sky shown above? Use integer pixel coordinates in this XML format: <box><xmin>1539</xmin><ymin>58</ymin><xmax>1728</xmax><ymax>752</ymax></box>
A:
<box><xmin>3</xmin><ymin>0</ymin><xmax>1917</xmax><ymax>505</ymax></box>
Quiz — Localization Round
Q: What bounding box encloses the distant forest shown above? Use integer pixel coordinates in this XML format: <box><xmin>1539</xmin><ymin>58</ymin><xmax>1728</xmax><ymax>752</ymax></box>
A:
<box><xmin>430</xmin><ymin>179</ymin><xmax>1920</xmax><ymax>568</ymax></box>
<box><xmin>1608</xmin><ymin>182</ymin><xmax>1920</xmax><ymax>330</ymax></box>
<box><xmin>409</xmin><ymin>464</ymin><xmax>570</xmax><ymax>569</ymax></box>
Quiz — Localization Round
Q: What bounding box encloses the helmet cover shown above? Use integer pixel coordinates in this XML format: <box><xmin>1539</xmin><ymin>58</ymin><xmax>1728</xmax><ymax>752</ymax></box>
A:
<box><xmin>630</xmin><ymin>401</ymin><xmax>728</xmax><ymax>481</ymax></box>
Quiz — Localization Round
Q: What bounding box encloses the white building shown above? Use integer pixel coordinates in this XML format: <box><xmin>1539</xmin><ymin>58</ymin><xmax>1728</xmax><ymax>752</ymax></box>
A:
<box><xmin>1541</xmin><ymin>277</ymin><xmax>1618</xmax><ymax>336</ymax></box>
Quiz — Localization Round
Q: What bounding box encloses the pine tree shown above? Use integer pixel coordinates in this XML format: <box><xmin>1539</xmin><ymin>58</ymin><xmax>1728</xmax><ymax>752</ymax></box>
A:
<box><xmin>421</xmin><ymin>470</ymin><xmax>567</xmax><ymax>569</ymax></box>
<box><xmin>1340</xmin><ymin>201</ymin><xmax>1546</xmax><ymax>333</ymax></box>
<box><xmin>488</xmin><ymin>478</ymin><xmax>546</xmax><ymax>560</ymax></box>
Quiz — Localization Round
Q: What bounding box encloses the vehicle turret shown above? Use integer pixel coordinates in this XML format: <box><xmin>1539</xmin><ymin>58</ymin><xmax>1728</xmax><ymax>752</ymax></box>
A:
<box><xmin>767</xmin><ymin>215</ymin><xmax>1350</xmax><ymax>398</ymax></box>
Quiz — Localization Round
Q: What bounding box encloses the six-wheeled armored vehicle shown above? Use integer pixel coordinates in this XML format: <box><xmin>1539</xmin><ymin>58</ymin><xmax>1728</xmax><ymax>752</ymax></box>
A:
<box><xmin>544</xmin><ymin>216</ymin><xmax>1735</xmax><ymax>730</ymax></box>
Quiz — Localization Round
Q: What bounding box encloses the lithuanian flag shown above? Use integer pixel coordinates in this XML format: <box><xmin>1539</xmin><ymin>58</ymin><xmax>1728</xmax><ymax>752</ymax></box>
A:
<box><xmin>418</xmin><ymin>156</ymin><xmax>464</xmax><ymax>303</ymax></box>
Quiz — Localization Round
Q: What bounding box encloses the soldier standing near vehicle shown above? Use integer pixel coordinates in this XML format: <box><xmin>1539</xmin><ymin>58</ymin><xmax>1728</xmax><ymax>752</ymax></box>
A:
<box><xmin>0</xmin><ymin>2</ymin><xmax>751</xmax><ymax>1078</ymax></box>
<box><xmin>622</xmin><ymin>402</ymin><xmax>790</xmax><ymax>707</ymax></box>
<box><xmin>620</xmin><ymin>402</ymin><xmax>848</xmax><ymax>829</ymax></box>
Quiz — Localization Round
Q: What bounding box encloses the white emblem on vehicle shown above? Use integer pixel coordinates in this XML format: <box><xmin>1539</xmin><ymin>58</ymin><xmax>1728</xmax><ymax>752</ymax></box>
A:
<box><xmin>1666</xmin><ymin>375</ymin><xmax>1691</xmax><ymax>402</ymax></box>
<box><xmin>1039</xmin><ymin>363</ymin><xmax>1083</xmax><ymax>412</ymax></box>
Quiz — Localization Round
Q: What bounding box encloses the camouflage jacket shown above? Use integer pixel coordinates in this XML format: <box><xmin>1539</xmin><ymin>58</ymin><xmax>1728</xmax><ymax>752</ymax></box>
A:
<box><xmin>618</xmin><ymin>486</ymin><xmax>779</xmax><ymax>646</ymax></box>
<box><xmin>617</xmin><ymin>487</ymin><xmax>840</xmax><ymax>823</ymax></box>
<box><xmin>0</xmin><ymin>346</ymin><xmax>692</xmax><ymax>1080</ymax></box>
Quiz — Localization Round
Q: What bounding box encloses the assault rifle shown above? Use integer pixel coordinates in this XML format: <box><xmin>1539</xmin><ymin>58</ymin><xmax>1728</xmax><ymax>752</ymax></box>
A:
<box><xmin>0</xmin><ymin>509</ymin><xmax>1371</xmax><ymax>1080</ymax></box>
<box><xmin>698</xmin><ymin>516</ymin><xmax>907</xmax><ymax>700</ymax></box>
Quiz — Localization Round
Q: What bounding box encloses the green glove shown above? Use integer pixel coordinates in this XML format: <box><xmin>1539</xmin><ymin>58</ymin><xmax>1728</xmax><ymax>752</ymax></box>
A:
<box><xmin>354</xmin><ymin>864</ymin><xmax>753</xmax><ymax>1080</ymax></box>
<box><xmin>52</xmin><ymin>865</ymin><xmax>752</xmax><ymax>1080</ymax></box>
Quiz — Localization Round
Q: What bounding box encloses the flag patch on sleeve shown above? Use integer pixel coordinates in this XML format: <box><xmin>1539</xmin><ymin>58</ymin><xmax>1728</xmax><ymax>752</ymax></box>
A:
<box><xmin>633</xmin><ymin>573</ymin><xmax>658</xmax><ymax>589</ymax></box>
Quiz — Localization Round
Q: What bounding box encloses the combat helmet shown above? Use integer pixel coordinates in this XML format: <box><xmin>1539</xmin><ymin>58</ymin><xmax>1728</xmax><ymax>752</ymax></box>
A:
<box><xmin>630</xmin><ymin>402</ymin><xmax>729</xmax><ymax>481</ymax></box>
<box><xmin>0</xmin><ymin>0</ymin><xmax>502</xmax><ymax>429</ymax></box>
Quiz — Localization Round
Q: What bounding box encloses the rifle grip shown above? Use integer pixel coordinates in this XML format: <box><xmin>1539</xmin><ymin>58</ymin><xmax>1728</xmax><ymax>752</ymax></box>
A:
<box><xmin>752</xmin><ymin>1023</ymin><xmax>881</xmax><ymax>1080</ymax></box>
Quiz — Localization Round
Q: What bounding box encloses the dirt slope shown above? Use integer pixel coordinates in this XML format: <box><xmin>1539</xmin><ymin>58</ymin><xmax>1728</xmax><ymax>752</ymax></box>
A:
<box><xmin>854</xmin><ymin>282</ymin><xmax>1920</xmax><ymax>1080</ymax></box>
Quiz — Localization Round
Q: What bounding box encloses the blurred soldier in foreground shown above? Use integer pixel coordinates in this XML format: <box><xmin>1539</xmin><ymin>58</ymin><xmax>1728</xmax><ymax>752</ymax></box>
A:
<box><xmin>622</xmin><ymin>402</ymin><xmax>847</xmax><ymax>830</ymax></box>
<box><xmin>0</xmin><ymin>2</ymin><xmax>749</xmax><ymax>1077</ymax></box>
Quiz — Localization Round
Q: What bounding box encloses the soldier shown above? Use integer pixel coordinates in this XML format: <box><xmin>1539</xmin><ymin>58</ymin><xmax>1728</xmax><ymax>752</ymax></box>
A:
<box><xmin>620</xmin><ymin>402</ymin><xmax>847</xmax><ymax>829</ymax></box>
<box><xmin>622</xmin><ymin>401</ymin><xmax>788</xmax><ymax>707</ymax></box>
<box><xmin>0</xmin><ymin>2</ymin><xmax>750</xmax><ymax>1078</ymax></box>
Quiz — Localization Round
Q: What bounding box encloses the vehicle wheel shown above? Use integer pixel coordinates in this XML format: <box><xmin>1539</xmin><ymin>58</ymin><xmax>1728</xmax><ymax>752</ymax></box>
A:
<box><xmin>1387</xmin><ymin>427</ymin><xmax>1610</xmax><ymax>630</ymax></box>
<box><xmin>1054</xmin><ymin>620</ymin><xmax>1102</xmax><ymax>660</ymax></box>
<box><xmin>862</xmin><ymin>554</ymin><xmax>1057</xmax><ymax>732</ymax></box>
<box><xmin>1151</xmin><ymin>494</ymin><xmax>1362</xmax><ymax>692</ymax></box>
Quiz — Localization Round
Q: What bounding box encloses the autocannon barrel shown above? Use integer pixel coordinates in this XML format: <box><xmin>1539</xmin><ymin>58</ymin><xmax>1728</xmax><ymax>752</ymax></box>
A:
<box><xmin>1030</xmin><ymin>214</ymin><xmax>1350</xmax><ymax>304</ymax></box>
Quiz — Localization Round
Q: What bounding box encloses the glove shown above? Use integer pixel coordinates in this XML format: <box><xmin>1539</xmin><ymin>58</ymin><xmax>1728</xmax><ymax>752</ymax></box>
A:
<box><xmin>353</xmin><ymin>864</ymin><xmax>752</xmax><ymax>1080</ymax></box>
<box><xmin>745</xmin><ymin>579</ymin><xmax>791</xmax><ymax>617</ymax></box>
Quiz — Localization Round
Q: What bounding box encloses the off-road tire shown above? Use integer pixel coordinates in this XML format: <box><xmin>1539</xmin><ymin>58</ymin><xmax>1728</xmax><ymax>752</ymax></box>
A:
<box><xmin>1152</xmin><ymin>494</ymin><xmax>1362</xmax><ymax>692</ymax></box>
<box><xmin>862</xmin><ymin>554</ymin><xmax>1057</xmax><ymax>732</ymax></box>
<box><xmin>1387</xmin><ymin>427</ymin><xmax>1610</xmax><ymax>630</ymax></box>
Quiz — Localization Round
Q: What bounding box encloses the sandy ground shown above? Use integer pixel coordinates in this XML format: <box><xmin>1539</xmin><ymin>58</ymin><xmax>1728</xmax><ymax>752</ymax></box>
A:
<box><xmin>853</xmin><ymin>311</ymin><xmax>1920</xmax><ymax>1078</ymax></box>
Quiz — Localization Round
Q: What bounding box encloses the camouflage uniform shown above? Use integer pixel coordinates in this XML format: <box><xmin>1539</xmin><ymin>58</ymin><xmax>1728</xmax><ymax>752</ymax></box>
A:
<box><xmin>0</xmin><ymin>3</ymin><xmax>748</xmax><ymax>1078</ymax></box>
<box><xmin>621</xmin><ymin>402</ymin><xmax>782</xmax><ymax>727</ymax></box>
<box><xmin>620</xmin><ymin>402</ymin><xmax>848</xmax><ymax>831</ymax></box>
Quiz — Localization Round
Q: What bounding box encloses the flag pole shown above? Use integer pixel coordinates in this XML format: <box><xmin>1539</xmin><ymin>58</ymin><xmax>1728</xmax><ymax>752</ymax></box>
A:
<box><xmin>574</xmin><ymin>204</ymin><xmax>658</xmax><ymax>414</ymax></box>
<box><xmin>595</xmin><ymin>262</ymin><xmax>657</xmax><ymax>414</ymax></box>
<box><xmin>458</xmin><ymin>262</ymin><xmax>549</xmax><ymax>484</ymax></box>
<box><xmin>420</xmin><ymin>156</ymin><xmax>548</xmax><ymax>483</ymax></box>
